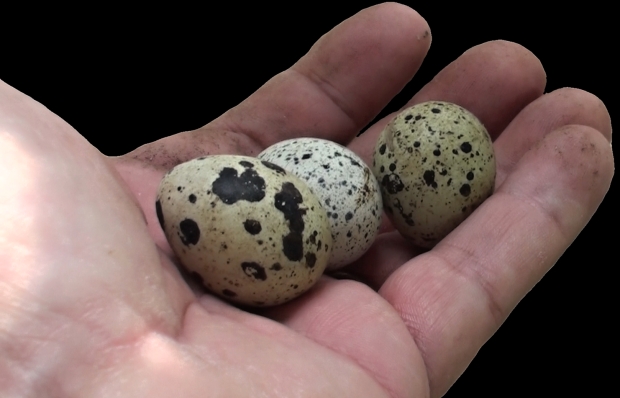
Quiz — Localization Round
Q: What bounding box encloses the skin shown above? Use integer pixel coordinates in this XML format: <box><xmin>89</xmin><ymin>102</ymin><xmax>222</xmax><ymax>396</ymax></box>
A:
<box><xmin>0</xmin><ymin>3</ymin><xmax>614</xmax><ymax>398</ymax></box>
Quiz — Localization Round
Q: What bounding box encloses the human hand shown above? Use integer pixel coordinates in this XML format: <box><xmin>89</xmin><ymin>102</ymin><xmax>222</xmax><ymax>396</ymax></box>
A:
<box><xmin>1</xmin><ymin>3</ymin><xmax>613</xmax><ymax>397</ymax></box>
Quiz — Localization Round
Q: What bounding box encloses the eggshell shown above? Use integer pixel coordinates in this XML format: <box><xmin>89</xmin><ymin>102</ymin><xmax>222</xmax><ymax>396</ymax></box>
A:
<box><xmin>258</xmin><ymin>138</ymin><xmax>382</xmax><ymax>270</ymax></box>
<box><xmin>372</xmin><ymin>101</ymin><xmax>496</xmax><ymax>248</ymax></box>
<box><xmin>156</xmin><ymin>155</ymin><xmax>332</xmax><ymax>306</ymax></box>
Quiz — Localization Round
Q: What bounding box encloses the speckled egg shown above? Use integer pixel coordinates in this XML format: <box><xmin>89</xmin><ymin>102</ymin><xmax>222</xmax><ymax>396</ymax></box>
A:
<box><xmin>155</xmin><ymin>155</ymin><xmax>332</xmax><ymax>306</ymax></box>
<box><xmin>372</xmin><ymin>101</ymin><xmax>496</xmax><ymax>248</ymax></box>
<box><xmin>258</xmin><ymin>138</ymin><xmax>382</xmax><ymax>270</ymax></box>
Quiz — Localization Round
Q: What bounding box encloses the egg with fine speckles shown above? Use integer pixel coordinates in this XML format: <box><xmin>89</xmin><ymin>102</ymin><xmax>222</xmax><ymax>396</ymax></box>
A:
<box><xmin>155</xmin><ymin>155</ymin><xmax>332</xmax><ymax>307</ymax></box>
<box><xmin>372</xmin><ymin>101</ymin><xmax>496</xmax><ymax>248</ymax></box>
<box><xmin>258</xmin><ymin>138</ymin><xmax>382</xmax><ymax>270</ymax></box>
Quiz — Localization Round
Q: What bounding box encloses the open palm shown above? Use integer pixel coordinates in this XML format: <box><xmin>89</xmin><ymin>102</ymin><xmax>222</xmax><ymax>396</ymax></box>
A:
<box><xmin>1</xmin><ymin>4</ymin><xmax>613</xmax><ymax>397</ymax></box>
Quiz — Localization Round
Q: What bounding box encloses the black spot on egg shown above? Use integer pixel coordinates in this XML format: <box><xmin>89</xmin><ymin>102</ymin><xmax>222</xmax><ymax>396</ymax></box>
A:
<box><xmin>460</xmin><ymin>142</ymin><xmax>472</xmax><ymax>153</ymax></box>
<box><xmin>305</xmin><ymin>252</ymin><xmax>317</xmax><ymax>268</ymax></box>
<box><xmin>460</xmin><ymin>184</ymin><xmax>471</xmax><ymax>197</ymax></box>
<box><xmin>302</xmin><ymin>153</ymin><xmax>312</xmax><ymax>160</ymax></box>
<box><xmin>282</xmin><ymin>233</ymin><xmax>304</xmax><ymax>261</ymax></box>
<box><xmin>243</xmin><ymin>219</ymin><xmax>262</xmax><ymax>235</ymax></box>
<box><xmin>270</xmin><ymin>263</ymin><xmax>282</xmax><ymax>271</ymax></box>
<box><xmin>379</xmin><ymin>144</ymin><xmax>386</xmax><ymax>155</ymax></box>
<box><xmin>179</xmin><ymin>219</ymin><xmax>200</xmax><ymax>246</ymax></box>
<box><xmin>239</xmin><ymin>160</ymin><xmax>254</xmax><ymax>168</ymax></box>
<box><xmin>431</xmin><ymin>108</ymin><xmax>441</xmax><ymax>113</ymax></box>
<box><xmin>423</xmin><ymin>170</ymin><xmax>438</xmax><ymax>189</ymax></box>
<box><xmin>222</xmin><ymin>289</ymin><xmax>237</xmax><ymax>297</ymax></box>
<box><xmin>345</xmin><ymin>212</ymin><xmax>353</xmax><ymax>221</ymax></box>
<box><xmin>241</xmin><ymin>262</ymin><xmax>267</xmax><ymax>281</ymax></box>
<box><xmin>261</xmin><ymin>160</ymin><xmax>286</xmax><ymax>174</ymax></box>
<box><xmin>155</xmin><ymin>200</ymin><xmax>165</xmax><ymax>229</ymax></box>
<box><xmin>212</xmin><ymin>167</ymin><xmax>266</xmax><ymax>204</ymax></box>
<box><xmin>381</xmin><ymin>174</ymin><xmax>405</xmax><ymax>194</ymax></box>
<box><xmin>274</xmin><ymin>182</ymin><xmax>306</xmax><ymax>262</ymax></box>
<box><xmin>188</xmin><ymin>194</ymin><xmax>197</xmax><ymax>203</ymax></box>
<box><xmin>467</xmin><ymin>171</ymin><xmax>474</xmax><ymax>181</ymax></box>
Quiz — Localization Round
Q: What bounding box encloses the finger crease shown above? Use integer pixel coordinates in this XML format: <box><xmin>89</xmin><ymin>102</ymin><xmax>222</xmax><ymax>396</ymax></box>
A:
<box><xmin>499</xmin><ymin>189</ymin><xmax>573</xmax><ymax>244</ymax></box>
<box><xmin>291</xmin><ymin>66</ymin><xmax>360</xmax><ymax>131</ymax></box>
<box><xmin>429</xmin><ymin>246</ymin><xmax>506</xmax><ymax>328</ymax></box>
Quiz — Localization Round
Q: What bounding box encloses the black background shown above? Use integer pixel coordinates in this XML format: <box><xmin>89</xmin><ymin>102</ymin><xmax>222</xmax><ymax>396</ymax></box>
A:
<box><xmin>2</xmin><ymin>2</ymin><xmax>615</xmax><ymax>396</ymax></box>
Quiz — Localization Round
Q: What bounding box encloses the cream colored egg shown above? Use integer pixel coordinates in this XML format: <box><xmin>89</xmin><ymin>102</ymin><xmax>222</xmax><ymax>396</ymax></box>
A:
<box><xmin>156</xmin><ymin>155</ymin><xmax>332</xmax><ymax>306</ymax></box>
<box><xmin>372</xmin><ymin>101</ymin><xmax>496</xmax><ymax>248</ymax></box>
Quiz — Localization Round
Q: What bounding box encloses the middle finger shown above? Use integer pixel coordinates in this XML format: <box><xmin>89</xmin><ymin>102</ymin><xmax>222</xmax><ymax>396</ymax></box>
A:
<box><xmin>348</xmin><ymin>40</ymin><xmax>547</xmax><ymax>166</ymax></box>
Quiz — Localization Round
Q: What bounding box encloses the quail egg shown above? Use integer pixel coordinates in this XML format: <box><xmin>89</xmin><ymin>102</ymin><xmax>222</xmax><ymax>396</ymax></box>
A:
<box><xmin>156</xmin><ymin>155</ymin><xmax>332</xmax><ymax>306</ymax></box>
<box><xmin>372</xmin><ymin>101</ymin><xmax>496</xmax><ymax>248</ymax></box>
<box><xmin>258</xmin><ymin>138</ymin><xmax>382</xmax><ymax>270</ymax></box>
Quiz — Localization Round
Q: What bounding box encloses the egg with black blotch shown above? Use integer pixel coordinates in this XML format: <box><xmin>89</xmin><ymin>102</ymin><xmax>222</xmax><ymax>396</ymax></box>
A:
<box><xmin>258</xmin><ymin>138</ymin><xmax>382</xmax><ymax>270</ymax></box>
<box><xmin>372</xmin><ymin>101</ymin><xmax>496</xmax><ymax>248</ymax></box>
<box><xmin>155</xmin><ymin>155</ymin><xmax>332</xmax><ymax>306</ymax></box>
